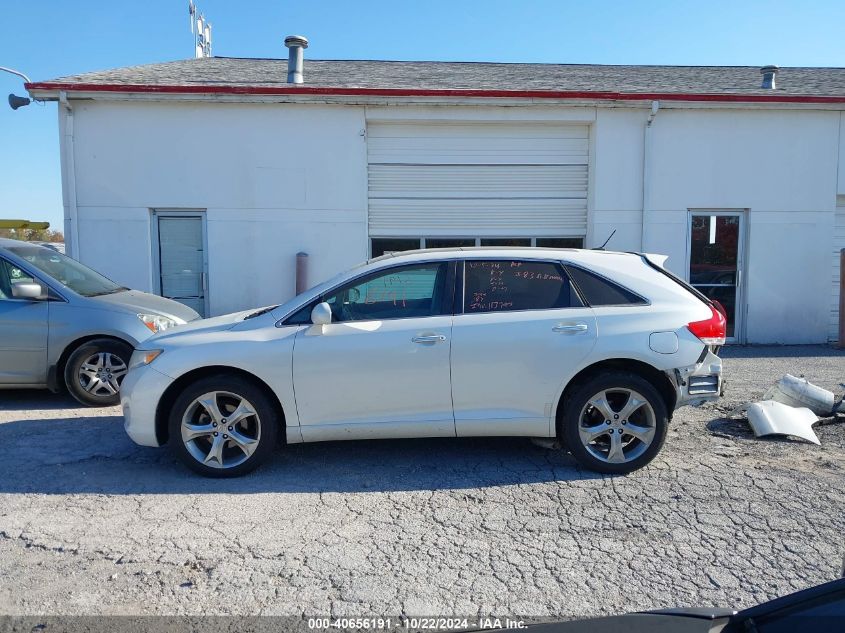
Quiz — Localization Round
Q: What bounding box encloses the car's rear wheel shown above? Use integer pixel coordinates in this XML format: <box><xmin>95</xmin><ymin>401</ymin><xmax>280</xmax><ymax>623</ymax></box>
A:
<box><xmin>561</xmin><ymin>371</ymin><xmax>668</xmax><ymax>474</ymax></box>
<box><xmin>168</xmin><ymin>375</ymin><xmax>278</xmax><ymax>477</ymax></box>
<box><xmin>64</xmin><ymin>338</ymin><xmax>132</xmax><ymax>407</ymax></box>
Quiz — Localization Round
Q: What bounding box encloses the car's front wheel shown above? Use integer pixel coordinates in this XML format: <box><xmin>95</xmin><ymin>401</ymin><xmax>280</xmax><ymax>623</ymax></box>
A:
<box><xmin>168</xmin><ymin>375</ymin><xmax>278</xmax><ymax>477</ymax></box>
<box><xmin>561</xmin><ymin>371</ymin><xmax>669</xmax><ymax>474</ymax></box>
<box><xmin>64</xmin><ymin>338</ymin><xmax>133</xmax><ymax>407</ymax></box>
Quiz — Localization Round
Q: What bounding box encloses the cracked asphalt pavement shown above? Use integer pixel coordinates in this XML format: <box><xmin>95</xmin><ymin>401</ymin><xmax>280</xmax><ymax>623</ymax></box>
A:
<box><xmin>1</xmin><ymin>346</ymin><xmax>844</xmax><ymax>617</ymax></box>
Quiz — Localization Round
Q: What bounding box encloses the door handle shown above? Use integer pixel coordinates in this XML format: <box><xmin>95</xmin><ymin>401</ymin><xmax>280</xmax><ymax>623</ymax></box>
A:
<box><xmin>412</xmin><ymin>334</ymin><xmax>447</xmax><ymax>344</ymax></box>
<box><xmin>553</xmin><ymin>323</ymin><xmax>589</xmax><ymax>333</ymax></box>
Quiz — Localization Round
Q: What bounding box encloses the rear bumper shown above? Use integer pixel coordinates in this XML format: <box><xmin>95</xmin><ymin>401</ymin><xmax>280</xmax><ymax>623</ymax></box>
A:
<box><xmin>668</xmin><ymin>348</ymin><xmax>723</xmax><ymax>408</ymax></box>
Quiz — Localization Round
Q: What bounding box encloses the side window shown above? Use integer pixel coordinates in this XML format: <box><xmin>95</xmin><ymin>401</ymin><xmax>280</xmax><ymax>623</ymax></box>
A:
<box><xmin>322</xmin><ymin>263</ymin><xmax>448</xmax><ymax>322</ymax></box>
<box><xmin>0</xmin><ymin>259</ymin><xmax>35</xmax><ymax>300</ymax></box>
<box><xmin>566</xmin><ymin>265</ymin><xmax>647</xmax><ymax>306</ymax></box>
<box><xmin>463</xmin><ymin>260</ymin><xmax>581</xmax><ymax>313</ymax></box>
<box><xmin>285</xmin><ymin>301</ymin><xmax>316</xmax><ymax>325</ymax></box>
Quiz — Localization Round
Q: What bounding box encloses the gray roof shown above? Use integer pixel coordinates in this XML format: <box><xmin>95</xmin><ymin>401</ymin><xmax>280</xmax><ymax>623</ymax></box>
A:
<box><xmin>30</xmin><ymin>57</ymin><xmax>845</xmax><ymax>97</ymax></box>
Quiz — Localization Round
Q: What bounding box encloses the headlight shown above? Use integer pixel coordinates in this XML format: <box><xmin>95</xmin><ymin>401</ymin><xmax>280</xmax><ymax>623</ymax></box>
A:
<box><xmin>128</xmin><ymin>349</ymin><xmax>163</xmax><ymax>370</ymax></box>
<box><xmin>138</xmin><ymin>313</ymin><xmax>177</xmax><ymax>333</ymax></box>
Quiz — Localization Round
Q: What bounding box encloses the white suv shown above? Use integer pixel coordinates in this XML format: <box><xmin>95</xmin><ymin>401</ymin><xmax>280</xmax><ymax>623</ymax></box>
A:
<box><xmin>121</xmin><ymin>248</ymin><xmax>725</xmax><ymax>477</ymax></box>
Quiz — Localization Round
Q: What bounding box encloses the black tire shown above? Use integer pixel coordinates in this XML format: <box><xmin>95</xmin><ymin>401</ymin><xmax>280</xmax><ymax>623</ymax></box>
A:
<box><xmin>168</xmin><ymin>374</ymin><xmax>279</xmax><ymax>477</ymax></box>
<box><xmin>560</xmin><ymin>371</ymin><xmax>669</xmax><ymax>475</ymax></box>
<box><xmin>64</xmin><ymin>338</ymin><xmax>133</xmax><ymax>407</ymax></box>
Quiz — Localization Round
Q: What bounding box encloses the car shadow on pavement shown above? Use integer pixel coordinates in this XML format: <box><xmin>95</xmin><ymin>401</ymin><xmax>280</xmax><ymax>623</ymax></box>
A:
<box><xmin>0</xmin><ymin>415</ymin><xmax>600</xmax><ymax>495</ymax></box>
<box><xmin>0</xmin><ymin>389</ymin><xmax>89</xmax><ymax>411</ymax></box>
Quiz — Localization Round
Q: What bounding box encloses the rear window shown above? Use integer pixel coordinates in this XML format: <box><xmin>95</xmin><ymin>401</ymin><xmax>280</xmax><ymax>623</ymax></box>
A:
<box><xmin>565</xmin><ymin>265</ymin><xmax>647</xmax><ymax>307</ymax></box>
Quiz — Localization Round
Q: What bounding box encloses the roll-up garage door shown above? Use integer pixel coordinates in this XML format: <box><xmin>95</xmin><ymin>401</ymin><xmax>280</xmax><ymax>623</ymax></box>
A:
<box><xmin>831</xmin><ymin>201</ymin><xmax>845</xmax><ymax>342</ymax></box>
<box><xmin>367</xmin><ymin>122</ymin><xmax>589</xmax><ymax>237</ymax></box>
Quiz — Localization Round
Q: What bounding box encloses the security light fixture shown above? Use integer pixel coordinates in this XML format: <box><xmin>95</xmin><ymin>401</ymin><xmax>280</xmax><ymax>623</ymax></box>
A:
<box><xmin>8</xmin><ymin>94</ymin><xmax>31</xmax><ymax>110</ymax></box>
<box><xmin>1</xmin><ymin>66</ymin><xmax>33</xmax><ymax>110</ymax></box>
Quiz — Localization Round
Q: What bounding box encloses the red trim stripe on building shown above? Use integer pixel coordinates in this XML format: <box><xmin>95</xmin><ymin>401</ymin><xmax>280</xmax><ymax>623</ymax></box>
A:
<box><xmin>24</xmin><ymin>82</ymin><xmax>845</xmax><ymax>103</ymax></box>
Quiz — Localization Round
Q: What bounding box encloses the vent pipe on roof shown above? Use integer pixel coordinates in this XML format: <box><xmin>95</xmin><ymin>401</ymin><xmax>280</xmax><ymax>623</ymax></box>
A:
<box><xmin>760</xmin><ymin>65</ymin><xmax>779</xmax><ymax>89</ymax></box>
<box><xmin>285</xmin><ymin>35</ymin><xmax>309</xmax><ymax>84</ymax></box>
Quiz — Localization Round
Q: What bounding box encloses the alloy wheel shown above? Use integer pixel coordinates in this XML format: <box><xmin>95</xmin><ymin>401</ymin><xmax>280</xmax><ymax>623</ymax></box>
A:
<box><xmin>577</xmin><ymin>388</ymin><xmax>657</xmax><ymax>464</ymax></box>
<box><xmin>77</xmin><ymin>352</ymin><xmax>128</xmax><ymax>397</ymax></box>
<box><xmin>180</xmin><ymin>391</ymin><xmax>262</xmax><ymax>469</ymax></box>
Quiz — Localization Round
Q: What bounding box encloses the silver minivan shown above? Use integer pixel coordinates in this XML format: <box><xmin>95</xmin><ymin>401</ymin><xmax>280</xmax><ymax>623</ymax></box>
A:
<box><xmin>0</xmin><ymin>238</ymin><xmax>199</xmax><ymax>406</ymax></box>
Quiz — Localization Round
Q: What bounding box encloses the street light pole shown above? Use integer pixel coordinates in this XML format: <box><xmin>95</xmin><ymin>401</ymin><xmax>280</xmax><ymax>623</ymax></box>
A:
<box><xmin>0</xmin><ymin>66</ymin><xmax>31</xmax><ymax>83</ymax></box>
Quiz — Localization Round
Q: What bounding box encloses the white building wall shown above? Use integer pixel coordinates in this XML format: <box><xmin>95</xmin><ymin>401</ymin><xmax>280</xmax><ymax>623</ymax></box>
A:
<box><xmin>592</xmin><ymin>108</ymin><xmax>646</xmax><ymax>253</ymax></box>
<box><xmin>642</xmin><ymin>108</ymin><xmax>840</xmax><ymax>343</ymax></box>
<box><xmin>69</xmin><ymin>101</ymin><xmax>367</xmax><ymax>315</ymax></box>
<box><xmin>838</xmin><ymin>113</ymin><xmax>845</xmax><ymax>196</ymax></box>
<box><xmin>64</xmin><ymin>99</ymin><xmax>843</xmax><ymax>342</ymax></box>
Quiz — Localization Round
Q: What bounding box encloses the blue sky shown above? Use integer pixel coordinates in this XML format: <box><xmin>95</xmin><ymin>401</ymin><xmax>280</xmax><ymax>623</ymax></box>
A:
<box><xmin>1</xmin><ymin>0</ymin><xmax>843</xmax><ymax>232</ymax></box>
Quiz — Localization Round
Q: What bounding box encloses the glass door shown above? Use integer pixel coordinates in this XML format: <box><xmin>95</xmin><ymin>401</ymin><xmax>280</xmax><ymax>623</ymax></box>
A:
<box><xmin>688</xmin><ymin>212</ymin><xmax>744</xmax><ymax>342</ymax></box>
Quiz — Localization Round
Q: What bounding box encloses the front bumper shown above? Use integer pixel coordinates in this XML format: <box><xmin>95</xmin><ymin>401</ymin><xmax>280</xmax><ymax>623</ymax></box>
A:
<box><xmin>121</xmin><ymin>364</ymin><xmax>174</xmax><ymax>447</ymax></box>
<box><xmin>669</xmin><ymin>347</ymin><xmax>723</xmax><ymax>408</ymax></box>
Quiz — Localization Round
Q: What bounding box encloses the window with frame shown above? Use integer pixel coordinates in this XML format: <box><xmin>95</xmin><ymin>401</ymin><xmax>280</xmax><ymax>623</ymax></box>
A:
<box><xmin>289</xmin><ymin>263</ymin><xmax>449</xmax><ymax>324</ymax></box>
<box><xmin>535</xmin><ymin>237</ymin><xmax>584</xmax><ymax>248</ymax></box>
<box><xmin>565</xmin><ymin>265</ymin><xmax>647</xmax><ymax>307</ymax></box>
<box><xmin>371</xmin><ymin>236</ymin><xmax>584</xmax><ymax>258</ymax></box>
<box><xmin>479</xmin><ymin>238</ymin><xmax>532</xmax><ymax>247</ymax></box>
<box><xmin>463</xmin><ymin>260</ymin><xmax>581</xmax><ymax>313</ymax></box>
<box><xmin>0</xmin><ymin>259</ymin><xmax>36</xmax><ymax>300</ymax></box>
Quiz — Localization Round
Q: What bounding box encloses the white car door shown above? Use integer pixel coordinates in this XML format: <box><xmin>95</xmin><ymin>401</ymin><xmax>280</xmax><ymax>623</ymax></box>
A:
<box><xmin>450</xmin><ymin>258</ymin><xmax>598</xmax><ymax>437</ymax></box>
<box><xmin>292</xmin><ymin>261</ymin><xmax>456</xmax><ymax>441</ymax></box>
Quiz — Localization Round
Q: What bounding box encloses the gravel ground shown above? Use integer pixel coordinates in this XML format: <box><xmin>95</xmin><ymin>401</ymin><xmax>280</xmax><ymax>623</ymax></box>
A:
<box><xmin>0</xmin><ymin>345</ymin><xmax>843</xmax><ymax>618</ymax></box>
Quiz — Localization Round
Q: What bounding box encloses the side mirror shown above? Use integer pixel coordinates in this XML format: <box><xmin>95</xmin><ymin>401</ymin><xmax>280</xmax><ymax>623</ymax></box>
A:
<box><xmin>310</xmin><ymin>302</ymin><xmax>333</xmax><ymax>326</ymax></box>
<box><xmin>11</xmin><ymin>283</ymin><xmax>44</xmax><ymax>300</ymax></box>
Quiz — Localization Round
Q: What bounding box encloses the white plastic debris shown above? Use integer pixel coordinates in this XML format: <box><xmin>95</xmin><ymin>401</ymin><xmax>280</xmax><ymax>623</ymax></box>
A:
<box><xmin>762</xmin><ymin>374</ymin><xmax>836</xmax><ymax>417</ymax></box>
<box><xmin>746</xmin><ymin>400</ymin><xmax>820</xmax><ymax>445</ymax></box>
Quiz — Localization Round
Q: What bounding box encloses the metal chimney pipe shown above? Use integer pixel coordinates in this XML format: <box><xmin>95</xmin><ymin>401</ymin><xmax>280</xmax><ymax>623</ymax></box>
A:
<box><xmin>760</xmin><ymin>65</ymin><xmax>779</xmax><ymax>89</ymax></box>
<box><xmin>284</xmin><ymin>35</ymin><xmax>309</xmax><ymax>84</ymax></box>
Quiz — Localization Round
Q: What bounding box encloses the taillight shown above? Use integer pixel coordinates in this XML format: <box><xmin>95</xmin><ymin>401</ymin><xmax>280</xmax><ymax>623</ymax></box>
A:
<box><xmin>687</xmin><ymin>305</ymin><xmax>726</xmax><ymax>345</ymax></box>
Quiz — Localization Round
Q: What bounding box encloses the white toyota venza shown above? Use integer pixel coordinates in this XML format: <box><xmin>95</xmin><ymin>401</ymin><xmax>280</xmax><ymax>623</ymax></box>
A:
<box><xmin>122</xmin><ymin>248</ymin><xmax>725</xmax><ymax>477</ymax></box>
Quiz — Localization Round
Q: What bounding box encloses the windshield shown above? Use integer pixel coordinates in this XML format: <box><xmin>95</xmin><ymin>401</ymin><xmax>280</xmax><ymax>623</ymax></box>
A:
<box><xmin>8</xmin><ymin>245</ymin><xmax>125</xmax><ymax>297</ymax></box>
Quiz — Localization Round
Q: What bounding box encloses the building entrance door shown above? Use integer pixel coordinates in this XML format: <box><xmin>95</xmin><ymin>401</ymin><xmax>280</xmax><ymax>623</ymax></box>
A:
<box><xmin>688</xmin><ymin>211</ymin><xmax>745</xmax><ymax>343</ymax></box>
<box><xmin>153</xmin><ymin>210</ymin><xmax>208</xmax><ymax>317</ymax></box>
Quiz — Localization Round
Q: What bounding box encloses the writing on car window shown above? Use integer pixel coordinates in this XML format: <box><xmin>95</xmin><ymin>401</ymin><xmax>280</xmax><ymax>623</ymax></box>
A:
<box><xmin>464</xmin><ymin>260</ymin><xmax>578</xmax><ymax>313</ymax></box>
